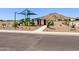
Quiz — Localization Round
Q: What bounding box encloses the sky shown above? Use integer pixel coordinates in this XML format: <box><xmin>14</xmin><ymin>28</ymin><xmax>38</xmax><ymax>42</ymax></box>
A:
<box><xmin>0</xmin><ymin>8</ymin><xmax>79</xmax><ymax>20</ymax></box>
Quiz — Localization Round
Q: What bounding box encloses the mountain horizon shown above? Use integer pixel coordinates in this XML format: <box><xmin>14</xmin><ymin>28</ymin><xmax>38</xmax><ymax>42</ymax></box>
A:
<box><xmin>41</xmin><ymin>12</ymin><xmax>72</xmax><ymax>21</ymax></box>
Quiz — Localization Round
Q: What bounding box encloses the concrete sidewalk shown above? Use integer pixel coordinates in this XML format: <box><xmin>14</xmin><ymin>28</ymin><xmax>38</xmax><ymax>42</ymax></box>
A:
<box><xmin>0</xmin><ymin>30</ymin><xmax>79</xmax><ymax>36</ymax></box>
<box><xmin>34</xmin><ymin>25</ymin><xmax>47</xmax><ymax>32</ymax></box>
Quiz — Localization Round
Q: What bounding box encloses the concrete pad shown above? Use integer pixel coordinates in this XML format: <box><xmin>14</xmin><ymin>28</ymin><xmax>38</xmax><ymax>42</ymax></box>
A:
<box><xmin>34</xmin><ymin>25</ymin><xmax>47</xmax><ymax>32</ymax></box>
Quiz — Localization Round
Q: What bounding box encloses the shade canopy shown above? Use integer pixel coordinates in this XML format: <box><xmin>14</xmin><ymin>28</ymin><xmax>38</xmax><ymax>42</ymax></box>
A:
<box><xmin>18</xmin><ymin>12</ymin><xmax>26</xmax><ymax>15</ymax></box>
<box><xmin>18</xmin><ymin>9</ymin><xmax>37</xmax><ymax>16</ymax></box>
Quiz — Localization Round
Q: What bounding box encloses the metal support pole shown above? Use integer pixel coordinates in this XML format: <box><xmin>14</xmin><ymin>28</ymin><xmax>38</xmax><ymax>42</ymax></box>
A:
<box><xmin>14</xmin><ymin>12</ymin><xmax>17</xmax><ymax>29</ymax></box>
<box><xmin>14</xmin><ymin>12</ymin><xmax>17</xmax><ymax>23</ymax></box>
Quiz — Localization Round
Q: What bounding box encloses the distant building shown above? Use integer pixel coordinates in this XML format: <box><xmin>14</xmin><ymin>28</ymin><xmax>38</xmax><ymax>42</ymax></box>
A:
<box><xmin>75</xmin><ymin>17</ymin><xmax>79</xmax><ymax>21</ymax></box>
<box><xmin>70</xmin><ymin>18</ymin><xmax>75</xmax><ymax>21</ymax></box>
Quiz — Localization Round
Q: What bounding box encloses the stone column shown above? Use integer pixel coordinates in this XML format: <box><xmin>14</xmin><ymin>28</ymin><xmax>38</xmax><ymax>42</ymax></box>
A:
<box><xmin>37</xmin><ymin>19</ymin><xmax>39</xmax><ymax>25</ymax></box>
<box><xmin>44</xmin><ymin>19</ymin><xmax>46</xmax><ymax>25</ymax></box>
<box><xmin>32</xmin><ymin>19</ymin><xmax>35</xmax><ymax>26</ymax></box>
<box><xmin>39</xmin><ymin>19</ymin><xmax>41</xmax><ymax>26</ymax></box>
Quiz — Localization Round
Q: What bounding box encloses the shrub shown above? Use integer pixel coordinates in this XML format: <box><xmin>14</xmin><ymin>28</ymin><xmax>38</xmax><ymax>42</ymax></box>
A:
<box><xmin>30</xmin><ymin>21</ymin><xmax>35</xmax><ymax>26</ymax></box>
<box><xmin>51</xmin><ymin>20</ymin><xmax>54</xmax><ymax>26</ymax></box>
<box><xmin>13</xmin><ymin>22</ymin><xmax>18</xmax><ymax>27</ymax></box>
<box><xmin>63</xmin><ymin>19</ymin><xmax>70</xmax><ymax>26</ymax></box>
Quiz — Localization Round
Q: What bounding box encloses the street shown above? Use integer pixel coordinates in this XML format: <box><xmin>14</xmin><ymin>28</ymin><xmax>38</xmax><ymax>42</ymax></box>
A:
<box><xmin>0</xmin><ymin>32</ymin><xmax>79</xmax><ymax>51</ymax></box>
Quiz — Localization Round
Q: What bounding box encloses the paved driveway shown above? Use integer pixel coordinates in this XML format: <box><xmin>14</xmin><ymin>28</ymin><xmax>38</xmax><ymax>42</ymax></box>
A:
<box><xmin>0</xmin><ymin>32</ymin><xmax>79</xmax><ymax>51</ymax></box>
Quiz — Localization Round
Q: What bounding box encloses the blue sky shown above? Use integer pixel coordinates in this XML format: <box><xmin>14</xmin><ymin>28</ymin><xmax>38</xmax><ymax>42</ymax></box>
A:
<box><xmin>0</xmin><ymin>8</ymin><xmax>79</xmax><ymax>20</ymax></box>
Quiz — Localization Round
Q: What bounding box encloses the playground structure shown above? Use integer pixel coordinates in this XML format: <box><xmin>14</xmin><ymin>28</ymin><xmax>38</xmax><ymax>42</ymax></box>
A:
<box><xmin>14</xmin><ymin>9</ymin><xmax>37</xmax><ymax>26</ymax></box>
<box><xmin>14</xmin><ymin>9</ymin><xmax>53</xmax><ymax>27</ymax></box>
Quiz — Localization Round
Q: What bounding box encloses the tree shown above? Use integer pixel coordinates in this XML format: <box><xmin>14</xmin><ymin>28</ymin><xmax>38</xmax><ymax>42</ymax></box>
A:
<box><xmin>24</xmin><ymin>18</ymin><xmax>30</xmax><ymax>26</ymax></box>
<box><xmin>30</xmin><ymin>20</ymin><xmax>35</xmax><ymax>26</ymax></box>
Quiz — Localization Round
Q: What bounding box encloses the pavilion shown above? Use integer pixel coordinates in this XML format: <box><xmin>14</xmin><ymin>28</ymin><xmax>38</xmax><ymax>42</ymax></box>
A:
<box><xmin>14</xmin><ymin>9</ymin><xmax>47</xmax><ymax>26</ymax></box>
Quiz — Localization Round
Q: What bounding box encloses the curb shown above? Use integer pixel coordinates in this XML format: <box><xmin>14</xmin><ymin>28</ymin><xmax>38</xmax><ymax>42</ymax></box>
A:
<box><xmin>0</xmin><ymin>30</ymin><xmax>79</xmax><ymax>36</ymax></box>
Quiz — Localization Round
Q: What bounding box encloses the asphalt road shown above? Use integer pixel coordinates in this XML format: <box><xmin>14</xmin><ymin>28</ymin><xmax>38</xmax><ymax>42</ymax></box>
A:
<box><xmin>0</xmin><ymin>32</ymin><xmax>79</xmax><ymax>51</ymax></box>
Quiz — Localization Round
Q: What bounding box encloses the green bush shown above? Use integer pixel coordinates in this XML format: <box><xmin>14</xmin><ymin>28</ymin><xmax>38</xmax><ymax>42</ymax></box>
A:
<box><xmin>24</xmin><ymin>18</ymin><xmax>30</xmax><ymax>26</ymax></box>
<box><xmin>13</xmin><ymin>20</ymin><xmax>20</xmax><ymax>27</ymax></box>
<box><xmin>30</xmin><ymin>21</ymin><xmax>35</xmax><ymax>26</ymax></box>
<box><xmin>63</xmin><ymin>19</ymin><xmax>70</xmax><ymax>26</ymax></box>
<box><xmin>51</xmin><ymin>20</ymin><xmax>54</xmax><ymax>26</ymax></box>
<box><xmin>47</xmin><ymin>20</ymin><xmax>54</xmax><ymax>28</ymax></box>
<box><xmin>13</xmin><ymin>22</ymin><xmax>18</xmax><ymax>27</ymax></box>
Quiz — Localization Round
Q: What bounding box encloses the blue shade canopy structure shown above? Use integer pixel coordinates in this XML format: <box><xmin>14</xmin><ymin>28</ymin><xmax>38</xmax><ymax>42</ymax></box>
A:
<box><xmin>18</xmin><ymin>11</ymin><xmax>37</xmax><ymax>15</ymax></box>
<box><xmin>27</xmin><ymin>12</ymin><xmax>37</xmax><ymax>15</ymax></box>
<box><xmin>27</xmin><ymin>10</ymin><xmax>37</xmax><ymax>15</ymax></box>
<box><xmin>18</xmin><ymin>9</ymin><xmax>37</xmax><ymax>18</ymax></box>
<box><xmin>18</xmin><ymin>12</ymin><xmax>26</xmax><ymax>15</ymax></box>
<box><xmin>14</xmin><ymin>9</ymin><xmax>37</xmax><ymax>26</ymax></box>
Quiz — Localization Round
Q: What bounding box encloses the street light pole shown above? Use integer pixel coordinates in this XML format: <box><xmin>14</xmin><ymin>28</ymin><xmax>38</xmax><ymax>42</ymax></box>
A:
<box><xmin>14</xmin><ymin>12</ymin><xmax>17</xmax><ymax>23</ymax></box>
<box><xmin>14</xmin><ymin>12</ymin><xmax>17</xmax><ymax>29</ymax></box>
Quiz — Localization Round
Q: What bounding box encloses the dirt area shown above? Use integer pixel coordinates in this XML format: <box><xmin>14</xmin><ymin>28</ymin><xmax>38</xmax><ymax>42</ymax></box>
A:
<box><xmin>0</xmin><ymin>25</ymin><xmax>42</xmax><ymax>31</ymax></box>
<box><xmin>44</xmin><ymin>21</ymin><xmax>79</xmax><ymax>32</ymax></box>
<box><xmin>0</xmin><ymin>21</ymin><xmax>42</xmax><ymax>31</ymax></box>
<box><xmin>16</xmin><ymin>26</ymin><xmax>41</xmax><ymax>31</ymax></box>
